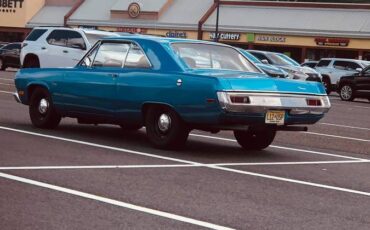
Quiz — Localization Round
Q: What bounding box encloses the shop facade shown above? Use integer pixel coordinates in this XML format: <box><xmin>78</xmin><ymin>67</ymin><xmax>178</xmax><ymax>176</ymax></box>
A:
<box><xmin>0</xmin><ymin>0</ymin><xmax>46</xmax><ymax>42</ymax></box>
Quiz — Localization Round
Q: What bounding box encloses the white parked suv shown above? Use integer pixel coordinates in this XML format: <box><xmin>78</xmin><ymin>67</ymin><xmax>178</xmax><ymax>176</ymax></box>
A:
<box><xmin>315</xmin><ymin>58</ymin><xmax>370</xmax><ymax>94</ymax></box>
<box><xmin>21</xmin><ymin>27</ymin><xmax>118</xmax><ymax>68</ymax></box>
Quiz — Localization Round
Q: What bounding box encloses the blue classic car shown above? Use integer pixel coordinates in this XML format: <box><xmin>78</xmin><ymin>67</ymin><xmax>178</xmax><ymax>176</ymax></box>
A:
<box><xmin>14</xmin><ymin>36</ymin><xmax>331</xmax><ymax>150</ymax></box>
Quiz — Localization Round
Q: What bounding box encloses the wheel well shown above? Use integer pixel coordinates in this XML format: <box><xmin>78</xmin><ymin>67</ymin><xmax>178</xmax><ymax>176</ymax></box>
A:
<box><xmin>27</xmin><ymin>85</ymin><xmax>47</xmax><ymax>102</ymax></box>
<box><xmin>322</xmin><ymin>75</ymin><xmax>331</xmax><ymax>84</ymax></box>
<box><xmin>23</xmin><ymin>54</ymin><xmax>39</xmax><ymax>67</ymax></box>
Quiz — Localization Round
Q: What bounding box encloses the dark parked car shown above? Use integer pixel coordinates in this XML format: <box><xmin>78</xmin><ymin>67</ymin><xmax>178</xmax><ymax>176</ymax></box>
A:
<box><xmin>0</xmin><ymin>43</ymin><xmax>21</xmax><ymax>70</ymax></box>
<box><xmin>338</xmin><ymin>65</ymin><xmax>370</xmax><ymax>102</ymax></box>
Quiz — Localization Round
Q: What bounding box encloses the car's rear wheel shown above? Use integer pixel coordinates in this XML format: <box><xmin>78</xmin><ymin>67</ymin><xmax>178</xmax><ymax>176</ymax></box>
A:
<box><xmin>234</xmin><ymin>127</ymin><xmax>276</xmax><ymax>150</ymax></box>
<box><xmin>0</xmin><ymin>58</ymin><xmax>6</xmax><ymax>71</ymax></box>
<box><xmin>145</xmin><ymin>106</ymin><xmax>190</xmax><ymax>150</ymax></box>
<box><xmin>322</xmin><ymin>76</ymin><xmax>331</xmax><ymax>94</ymax></box>
<box><xmin>339</xmin><ymin>84</ymin><xmax>355</xmax><ymax>101</ymax></box>
<box><xmin>29</xmin><ymin>87</ymin><xmax>61</xmax><ymax>129</ymax></box>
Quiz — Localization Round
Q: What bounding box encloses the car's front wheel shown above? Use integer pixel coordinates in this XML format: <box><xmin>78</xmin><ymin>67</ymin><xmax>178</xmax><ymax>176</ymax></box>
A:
<box><xmin>145</xmin><ymin>106</ymin><xmax>190</xmax><ymax>150</ymax></box>
<box><xmin>339</xmin><ymin>84</ymin><xmax>355</xmax><ymax>101</ymax></box>
<box><xmin>234</xmin><ymin>127</ymin><xmax>276</xmax><ymax>150</ymax></box>
<box><xmin>29</xmin><ymin>87</ymin><xmax>61</xmax><ymax>129</ymax></box>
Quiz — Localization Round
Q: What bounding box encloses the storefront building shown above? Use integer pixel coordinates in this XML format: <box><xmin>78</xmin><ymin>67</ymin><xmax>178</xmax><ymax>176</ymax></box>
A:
<box><xmin>200</xmin><ymin>1</ymin><xmax>370</xmax><ymax>62</ymax></box>
<box><xmin>0</xmin><ymin>0</ymin><xmax>46</xmax><ymax>42</ymax></box>
<box><xmin>12</xmin><ymin>0</ymin><xmax>370</xmax><ymax>62</ymax></box>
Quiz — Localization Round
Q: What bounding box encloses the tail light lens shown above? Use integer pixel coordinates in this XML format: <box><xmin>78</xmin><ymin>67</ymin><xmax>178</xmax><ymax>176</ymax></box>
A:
<box><xmin>21</xmin><ymin>43</ymin><xmax>28</xmax><ymax>49</ymax></box>
<box><xmin>306</xmin><ymin>99</ymin><xmax>322</xmax><ymax>106</ymax></box>
<box><xmin>230</xmin><ymin>96</ymin><xmax>250</xmax><ymax>104</ymax></box>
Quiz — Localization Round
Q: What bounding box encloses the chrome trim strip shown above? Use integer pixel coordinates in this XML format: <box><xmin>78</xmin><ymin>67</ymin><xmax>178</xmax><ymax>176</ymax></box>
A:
<box><xmin>224</xmin><ymin>90</ymin><xmax>328</xmax><ymax>96</ymax></box>
<box><xmin>13</xmin><ymin>92</ymin><xmax>21</xmax><ymax>103</ymax></box>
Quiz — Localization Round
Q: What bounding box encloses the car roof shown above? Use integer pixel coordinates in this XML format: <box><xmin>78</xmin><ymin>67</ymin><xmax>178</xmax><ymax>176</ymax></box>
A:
<box><xmin>319</xmin><ymin>58</ymin><xmax>363</xmax><ymax>62</ymax></box>
<box><xmin>32</xmin><ymin>26</ymin><xmax>116</xmax><ymax>36</ymax></box>
<box><xmin>103</xmin><ymin>35</ymin><xmax>231</xmax><ymax>46</ymax></box>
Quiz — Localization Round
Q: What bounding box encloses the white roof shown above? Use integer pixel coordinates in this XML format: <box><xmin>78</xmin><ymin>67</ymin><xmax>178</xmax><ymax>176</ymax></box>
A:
<box><xmin>27</xmin><ymin>6</ymin><xmax>72</xmax><ymax>27</ymax></box>
<box><xmin>203</xmin><ymin>5</ymin><xmax>370</xmax><ymax>38</ymax></box>
<box><xmin>68</xmin><ymin>0</ymin><xmax>213</xmax><ymax>30</ymax></box>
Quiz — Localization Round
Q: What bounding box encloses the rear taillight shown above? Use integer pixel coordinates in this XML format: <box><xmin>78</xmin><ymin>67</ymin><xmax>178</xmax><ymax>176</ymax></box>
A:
<box><xmin>306</xmin><ymin>99</ymin><xmax>322</xmax><ymax>106</ymax></box>
<box><xmin>21</xmin><ymin>43</ymin><xmax>28</xmax><ymax>49</ymax></box>
<box><xmin>230</xmin><ymin>96</ymin><xmax>250</xmax><ymax>104</ymax></box>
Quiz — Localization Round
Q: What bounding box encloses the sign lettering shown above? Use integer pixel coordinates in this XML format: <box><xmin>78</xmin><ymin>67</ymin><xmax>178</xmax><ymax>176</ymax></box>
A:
<box><xmin>256</xmin><ymin>35</ymin><xmax>286</xmax><ymax>43</ymax></box>
<box><xmin>315</xmin><ymin>37</ymin><xmax>349</xmax><ymax>47</ymax></box>
<box><xmin>209</xmin><ymin>32</ymin><xmax>240</xmax><ymax>41</ymax></box>
<box><xmin>166</xmin><ymin>31</ymin><xmax>187</xmax><ymax>38</ymax></box>
<box><xmin>0</xmin><ymin>0</ymin><xmax>23</xmax><ymax>13</ymax></box>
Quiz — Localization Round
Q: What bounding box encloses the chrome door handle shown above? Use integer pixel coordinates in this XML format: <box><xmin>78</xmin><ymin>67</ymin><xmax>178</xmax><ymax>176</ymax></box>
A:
<box><xmin>177</xmin><ymin>79</ymin><xmax>182</xmax><ymax>86</ymax></box>
<box><xmin>109</xmin><ymin>73</ymin><xmax>119</xmax><ymax>78</ymax></box>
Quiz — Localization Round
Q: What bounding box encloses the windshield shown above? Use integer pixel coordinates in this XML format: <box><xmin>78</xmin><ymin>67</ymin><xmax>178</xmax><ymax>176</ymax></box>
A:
<box><xmin>172</xmin><ymin>43</ymin><xmax>259</xmax><ymax>73</ymax></box>
<box><xmin>239</xmin><ymin>50</ymin><xmax>262</xmax><ymax>64</ymax></box>
<box><xmin>272</xmin><ymin>53</ymin><xmax>300</xmax><ymax>67</ymax></box>
<box><xmin>85</xmin><ymin>33</ymin><xmax>114</xmax><ymax>46</ymax></box>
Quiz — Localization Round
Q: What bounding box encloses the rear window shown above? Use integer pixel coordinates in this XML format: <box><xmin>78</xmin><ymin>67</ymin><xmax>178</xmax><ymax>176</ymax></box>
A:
<box><xmin>25</xmin><ymin>29</ymin><xmax>47</xmax><ymax>41</ymax></box>
<box><xmin>317</xmin><ymin>60</ymin><xmax>331</xmax><ymax>67</ymax></box>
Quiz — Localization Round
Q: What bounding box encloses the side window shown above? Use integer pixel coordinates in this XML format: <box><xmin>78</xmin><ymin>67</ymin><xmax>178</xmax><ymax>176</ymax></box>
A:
<box><xmin>316</xmin><ymin>60</ymin><xmax>330</xmax><ymax>67</ymax></box>
<box><xmin>66</xmin><ymin>31</ymin><xmax>86</xmax><ymax>50</ymax></box>
<box><xmin>124</xmin><ymin>43</ymin><xmax>151</xmax><ymax>68</ymax></box>
<box><xmin>346</xmin><ymin>62</ymin><xmax>361</xmax><ymax>71</ymax></box>
<box><xmin>47</xmin><ymin>30</ymin><xmax>68</xmax><ymax>47</ymax></box>
<box><xmin>93</xmin><ymin>43</ymin><xmax>130</xmax><ymax>67</ymax></box>
<box><xmin>25</xmin><ymin>29</ymin><xmax>47</xmax><ymax>41</ymax></box>
<box><xmin>333</xmin><ymin>61</ymin><xmax>347</xmax><ymax>70</ymax></box>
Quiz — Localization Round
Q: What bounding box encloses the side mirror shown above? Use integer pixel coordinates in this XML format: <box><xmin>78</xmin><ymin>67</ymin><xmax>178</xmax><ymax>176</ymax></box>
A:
<box><xmin>261</xmin><ymin>59</ymin><xmax>269</xmax><ymax>65</ymax></box>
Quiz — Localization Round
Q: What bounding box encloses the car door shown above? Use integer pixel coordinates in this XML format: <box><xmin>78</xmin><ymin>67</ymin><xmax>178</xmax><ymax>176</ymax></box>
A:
<box><xmin>355</xmin><ymin>66</ymin><xmax>370</xmax><ymax>97</ymax></box>
<box><xmin>114</xmin><ymin>42</ymin><xmax>162</xmax><ymax>124</ymax></box>
<box><xmin>6</xmin><ymin>43</ymin><xmax>21</xmax><ymax>67</ymax></box>
<box><xmin>60</xmin><ymin>42</ymin><xmax>130</xmax><ymax>119</ymax></box>
<box><xmin>44</xmin><ymin>30</ymin><xmax>87</xmax><ymax>68</ymax></box>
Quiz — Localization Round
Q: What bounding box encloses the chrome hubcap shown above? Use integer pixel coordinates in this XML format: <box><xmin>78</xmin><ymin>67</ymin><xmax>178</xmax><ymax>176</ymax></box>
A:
<box><xmin>38</xmin><ymin>98</ymin><xmax>49</xmax><ymax>114</ymax></box>
<box><xmin>158</xmin><ymin>114</ymin><xmax>171</xmax><ymax>133</ymax></box>
<box><xmin>341</xmin><ymin>86</ymin><xmax>352</xmax><ymax>100</ymax></box>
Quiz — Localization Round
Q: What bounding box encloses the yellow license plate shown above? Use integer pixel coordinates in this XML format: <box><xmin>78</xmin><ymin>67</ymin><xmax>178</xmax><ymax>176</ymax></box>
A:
<box><xmin>265</xmin><ymin>111</ymin><xmax>285</xmax><ymax>125</ymax></box>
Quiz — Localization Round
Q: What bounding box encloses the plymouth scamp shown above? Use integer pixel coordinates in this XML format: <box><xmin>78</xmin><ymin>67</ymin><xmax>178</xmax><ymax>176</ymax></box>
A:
<box><xmin>14</xmin><ymin>36</ymin><xmax>331</xmax><ymax>150</ymax></box>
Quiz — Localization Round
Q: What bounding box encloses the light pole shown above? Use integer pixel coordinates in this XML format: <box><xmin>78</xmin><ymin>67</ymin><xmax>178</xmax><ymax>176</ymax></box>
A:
<box><xmin>214</xmin><ymin>0</ymin><xmax>220</xmax><ymax>42</ymax></box>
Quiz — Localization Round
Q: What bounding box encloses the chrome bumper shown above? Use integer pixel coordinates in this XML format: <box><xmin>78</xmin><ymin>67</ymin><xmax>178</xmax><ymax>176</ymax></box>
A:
<box><xmin>217</xmin><ymin>92</ymin><xmax>331</xmax><ymax>115</ymax></box>
<box><xmin>13</xmin><ymin>92</ymin><xmax>21</xmax><ymax>103</ymax></box>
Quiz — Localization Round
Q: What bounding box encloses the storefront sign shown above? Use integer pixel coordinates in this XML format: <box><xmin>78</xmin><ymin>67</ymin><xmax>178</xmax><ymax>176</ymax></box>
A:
<box><xmin>117</xmin><ymin>27</ymin><xmax>147</xmax><ymax>34</ymax></box>
<box><xmin>209</xmin><ymin>32</ymin><xmax>240</xmax><ymax>41</ymax></box>
<box><xmin>256</xmin><ymin>35</ymin><xmax>286</xmax><ymax>43</ymax></box>
<box><xmin>0</xmin><ymin>0</ymin><xmax>24</xmax><ymax>13</ymax></box>
<box><xmin>315</xmin><ymin>37</ymin><xmax>350</xmax><ymax>47</ymax></box>
<box><xmin>166</xmin><ymin>31</ymin><xmax>187</xmax><ymax>38</ymax></box>
<box><xmin>128</xmin><ymin>2</ymin><xmax>141</xmax><ymax>18</ymax></box>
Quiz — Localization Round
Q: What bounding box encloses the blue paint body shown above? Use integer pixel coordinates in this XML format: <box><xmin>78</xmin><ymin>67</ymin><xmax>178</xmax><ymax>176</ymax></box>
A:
<box><xmin>15</xmin><ymin>36</ymin><xmax>327</xmax><ymax>127</ymax></box>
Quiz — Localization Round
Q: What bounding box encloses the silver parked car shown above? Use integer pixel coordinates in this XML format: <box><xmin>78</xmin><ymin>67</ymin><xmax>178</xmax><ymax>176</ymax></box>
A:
<box><xmin>315</xmin><ymin>58</ymin><xmax>370</xmax><ymax>94</ymax></box>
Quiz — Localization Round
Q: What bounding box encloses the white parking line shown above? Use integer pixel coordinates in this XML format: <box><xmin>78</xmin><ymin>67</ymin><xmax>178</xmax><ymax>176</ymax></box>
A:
<box><xmin>0</xmin><ymin>164</ymin><xmax>197</xmax><ymax>170</ymax></box>
<box><xmin>0</xmin><ymin>172</ymin><xmax>233</xmax><ymax>230</ymax></box>
<box><xmin>1</xmin><ymin>160</ymin><xmax>370</xmax><ymax>171</ymax></box>
<box><xmin>319</xmin><ymin>123</ymin><xmax>370</xmax><ymax>131</ymax></box>
<box><xmin>1</xmin><ymin>126</ymin><xmax>370</xmax><ymax>198</ymax></box>
<box><xmin>0</xmin><ymin>90</ymin><xmax>13</xmax><ymax>94</ymax></box>
<box><xmin>303</xmin><ymin>132</ymin><xmax>369</xmax><ymax>142</ymax></box>
<box><xmin>0</xmin><ymin>78</ymin><xmax>14</xmax><ymax>82</ymax></box>
<box><xmin>189</xmin><ymin>133</ymin><xmax>367</xmax><ymax>161</ymax></box>
<box><xmin>0</xmin><ymin>82</ymin><xmax>14</xmax><ymax>86</ymax></box>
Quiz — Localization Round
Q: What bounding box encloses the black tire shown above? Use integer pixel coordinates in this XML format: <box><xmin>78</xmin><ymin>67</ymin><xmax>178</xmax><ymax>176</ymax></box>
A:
<box><xmin>29</xmin><ymin>87</ymin><xmax>61</xmax><ymax>129</ymax></box>
<box><xmin>119</xmin><ymin>124</ymin><xmax>143</xmax><ymax>131</ymax></box>
<box><xmin>23</xmin><ymin>56</ymin><xmax>40</xmax><ymax>68</ymax></box>
<box><xmin>339</xmin><ymin>84</ymin><xmax>355</xmax><ymax>101</ymax></box>
<box><xmin>145</xmin><ymin>106</ymin><xmax>189</xmax><ymax>150</ymax></box>
<box><xmin>322</xmin><ymin>77</ymin><xmax>331</xmax><ymax>94</ymax></box>
<box><xmin>234</xmin><ymin>127</ymin><xmax>276</xmax><ymax>150</ymax></box>
<box><xmin>0</xmin><ymin>58</ymin><xmax>6</xmax><ymax>71</ymax></box>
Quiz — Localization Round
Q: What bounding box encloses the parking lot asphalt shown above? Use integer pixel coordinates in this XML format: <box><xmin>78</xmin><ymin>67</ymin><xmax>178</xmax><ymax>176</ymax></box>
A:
<box><xmin>0</xmin><ymin>70</ymin><xmax>369</xmax><ymax>230</ymax></box>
